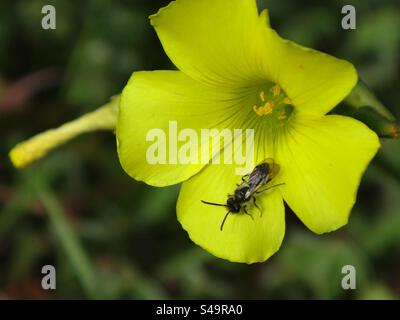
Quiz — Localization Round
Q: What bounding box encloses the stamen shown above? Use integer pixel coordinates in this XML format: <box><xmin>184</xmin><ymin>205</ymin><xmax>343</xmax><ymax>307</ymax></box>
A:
<box><xmin>253</xmin><ymin>102</ymin><xmax>274</xmax><ymax>116</ymax></box>
<box><xmin>253</xmin><ymin>105</ymin><xmax>263</xmax><ymax>116</ymax></box>
<box><xmin>259</xmin><ymin>91</ymin><xmax>266</xmax><ymax>102</ymax></box>
<box><xmin>283</xmin><ymin>97</ymin><xmax>291</xmax><ymax>105</ymax></box>
<box><xmin>278</xmin><ymin>110</ymin><xmax>287</xmax><ymax>120</ymax></box>
<box><xmin>262</xmin><ymin>102</ymin><xmax>274</xmax><ymax>115</ymax></box>
<box><xmin>271</xmin><ymin>85</ymin><xmax>281</xmax><ymax>97</ymax></box>
<box><xmin>253</xmin><ymin>85</ymin><xmax>293</xmax><ymax>122</ymax></box>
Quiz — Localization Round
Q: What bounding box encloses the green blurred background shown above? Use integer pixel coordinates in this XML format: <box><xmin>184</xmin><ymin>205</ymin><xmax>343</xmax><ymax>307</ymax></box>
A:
<box><xmin>0</xmin><ymin>0</ymin><xmax>399</xmax><ymax>299</ymax></box>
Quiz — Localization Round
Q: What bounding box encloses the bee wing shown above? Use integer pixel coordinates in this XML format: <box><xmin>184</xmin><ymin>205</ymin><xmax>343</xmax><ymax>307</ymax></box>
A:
<box><xmin>244</xmin><ymin>184</ymin><xmax>257</xmax><ymax>199</ymax></box>
<box><xmin>257</xmin><ymin>158</ymin><xmax>274</xmax><ymax>166</ymax></box>
<box><xmin>244</xmin><ymin>173</ymin><xmax>267</xmax><ymax>197</ymax></box>
<box><xmin>260</xmin><ymin>158</ymin><xmax>280</xmax><ymax>180</ymax></box>
<box><xmin>242</xmin><ymin>158</ymin><xmax>280</xmax><ymax>199</ymax></box>
<box><xmin>270</xmin><ymin>162</ymin><xmax>280</xmax><ymax>179</ymax></box>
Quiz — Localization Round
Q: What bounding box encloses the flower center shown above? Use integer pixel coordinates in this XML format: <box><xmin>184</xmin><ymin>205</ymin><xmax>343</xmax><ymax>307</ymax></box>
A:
<box><xmin>253</xmin><ymin>84</ymin><xmax>294</xmax><ymax>123</ymax></box>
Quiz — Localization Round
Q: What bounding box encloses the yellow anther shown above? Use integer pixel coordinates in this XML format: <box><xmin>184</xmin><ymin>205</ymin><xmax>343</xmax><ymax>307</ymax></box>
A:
<box><xmin>262</xmin><ymin>102</ymin><xmax>274</xmax><ymax>115</ymax></box>
<box><xmin>254</xmin><ymin>102</ymin><xmax>274</xmax><ymax>116</ymax></box>
<box><xmin>259</xmin><ymin>91</ymin><xmax>266</xmax><ymax>102</ymax></box>
<box><xmin>283</xmin><ymin>97</ymin><xmax>291</xmax><ymax>105</ymax></box>
<box><xmin>271</xmin><ymin>85</ymin><xmax>281</xmax><ymax>97</ymax></box>
<box><xmin>253</xmin><ymin>85</ymin><xmax>292</xmax><ymax>119</ymax></box>
<box><xmin>253</xmin><ymin>105</ymin><xmax>264</xmax><ymax>116</ymax></box>
<box><xmin>278</xmin><ymin>110</ymin><xmax>287</xmax><ymax>121</ymax></box>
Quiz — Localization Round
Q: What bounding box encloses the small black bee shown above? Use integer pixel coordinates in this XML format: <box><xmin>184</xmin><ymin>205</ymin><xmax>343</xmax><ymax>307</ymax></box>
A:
<box><xmin>202</xmin><ymin>158</ymin><xmax>284</xmax><ymax>231</ymax></box>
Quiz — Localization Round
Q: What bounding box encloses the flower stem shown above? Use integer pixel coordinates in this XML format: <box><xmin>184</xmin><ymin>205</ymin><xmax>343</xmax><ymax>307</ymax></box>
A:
<box><xmin>335</xmin><ymin>81</ymin><xmax>399</xmax><ymax>139</ymax></box>
<box><xmin>9</xmin><ymin>96</ymin><xmax>119</xmax><ymax>168</ymax></box>
<box><xmin>344</xmin><ymin>80</ymin><xmax>395</xmax><ymax>121</ymax></box>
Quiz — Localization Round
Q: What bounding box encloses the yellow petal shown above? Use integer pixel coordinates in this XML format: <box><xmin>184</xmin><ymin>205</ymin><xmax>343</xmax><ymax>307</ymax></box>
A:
<box><xmin>177</xmin><ymin>162</ymin><xmax>285</xmax><ymax>264</ymax></box>
<box><xmin>150</xmin><ymin>0</ymin><xmax>268</xmax><ymax>88</ymax></box>
<box><xmin>275</xmin><ymin>114</ymin><xmax>380</xmax><ymax>234</ymax></box>
<box><xmin>260</xmin><ymin>27</ymin><xmax>358</xmax><ymax>115</ymax></box>
<box><xmin>117</xmin><ymin>70</ymin><xmax>248</xmax><ymax>187</ymax></box>
<box><xmin>151</xmin><ymin>0</ymin><xmax>356</xmax><ymax>113</ymax></box>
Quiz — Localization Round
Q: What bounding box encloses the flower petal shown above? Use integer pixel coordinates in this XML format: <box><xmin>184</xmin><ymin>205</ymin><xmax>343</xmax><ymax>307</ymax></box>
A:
<box><xmin>260</xmin><ymin>27</ymin><xmax>358</xmax><ymax>115</ymax></box>
<box><xmin>117</xmin><ymin>70</ymin><xmax>247</xmax><ymax>186</ymax></box>
<box><xmin>150</xmin><ymin>0</ymin><xmax>268</xmax><ymax>88</ymax></box>
<box><xmin>177</xmin><ymin>162</ymin><xmax>285</xmax><ymax>263</ymax></box>
<box><xmin>151</xmin><ymin>0</ymin><xmax>356</xmax><ymax>113</ymax></box>
<box><xmin>276</xmin><ymin>114</ymin><xmax>380</xmax><ymax>234</ymax></box>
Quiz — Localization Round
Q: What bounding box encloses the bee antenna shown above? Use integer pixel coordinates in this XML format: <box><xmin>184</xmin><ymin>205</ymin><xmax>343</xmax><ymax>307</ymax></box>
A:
<box><xmin>220</xmin><ymin>211</ymin><xmax>231</xmax><ymax>231</ymax></box>
<box><xmin>201</xmin><ymin>200</ymin><xmax>227</xmax><ymax>207</ymax></box>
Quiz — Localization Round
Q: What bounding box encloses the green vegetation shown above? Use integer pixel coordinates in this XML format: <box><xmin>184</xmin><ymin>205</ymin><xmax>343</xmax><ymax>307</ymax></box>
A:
<box><xmin>0</xmin><ymin>0</ymin><xmax>399</xmax><ymax>299</ymax></box>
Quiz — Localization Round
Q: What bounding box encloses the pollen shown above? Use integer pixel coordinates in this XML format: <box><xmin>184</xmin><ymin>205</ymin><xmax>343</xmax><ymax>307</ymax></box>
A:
<box><xmin>253</xmin><ymin>105</ymin><xmax>261</xmax><ymax>115</ymax></box>
<box><xmin>263</xmin><ymin>102</ymin><xmax>274</xmax><ymax>114</ymax></box>
<box><xmin>253</xmin><ymin>84</ymin><xmax>293</xmax><ymax>121</ymax></box>
<box><xmin>271</xmin><ymin>85</ymin><xmax>281</xmax><ymax>97</ymax></box>
<box><xmin>278</xmin><ymin>110</ymin><xmax>287</xmax><ymax>120</ymax></box>
<box><xmin>283</xmin><ymin>97</ymin><xmax>291</xmax><ymax>105</ymax></box>
<box><xmin>260</xmin><ymin>91</ymin><xmax>266</xmax><ymax>102</ymax></box>
<box><xmin>253</xmin><ymin>102</ymin><xmax>274</xmax><ymax>116</ymax></box>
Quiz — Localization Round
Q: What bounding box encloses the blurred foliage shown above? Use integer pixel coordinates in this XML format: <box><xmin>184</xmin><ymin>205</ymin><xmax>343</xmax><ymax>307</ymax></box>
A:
<box><xmin>0</xmin><ymin>0</ymin><xmax>399</xmax><ymax>299</ymax></box>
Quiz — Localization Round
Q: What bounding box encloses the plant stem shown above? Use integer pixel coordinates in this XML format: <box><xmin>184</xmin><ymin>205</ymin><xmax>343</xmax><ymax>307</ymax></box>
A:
<box><xmin>9</xmin><ymin>96</ymin><xmax>119</xmax><ymax>168</ymax></box>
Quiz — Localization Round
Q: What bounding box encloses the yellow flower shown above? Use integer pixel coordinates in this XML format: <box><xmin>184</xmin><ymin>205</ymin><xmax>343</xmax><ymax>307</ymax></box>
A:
<box><xmin>117</xmin><ymin>0</ymin><xmax>380</xmax><ymax>263</ymax></box>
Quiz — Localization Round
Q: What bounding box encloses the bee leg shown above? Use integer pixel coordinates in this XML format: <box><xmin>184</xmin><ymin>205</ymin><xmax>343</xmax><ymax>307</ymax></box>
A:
<box><xmin>252</xmin><ymin>196</ymin><xmax>262</xmax><ymax>217</ymax></box>
<box><xmin>252</xmin><ymin>196</ymin><xmax>260</xmax><ymax>209</ymax></box>
<box><xmin>243</xmin><ymin>206</ymin><xmax>254</xmax><ymax>220</ymax></box>
<box><xmin>237</xmin><ymin>174</ymin><xmax>250</xmax><ymax>186</ymax></box>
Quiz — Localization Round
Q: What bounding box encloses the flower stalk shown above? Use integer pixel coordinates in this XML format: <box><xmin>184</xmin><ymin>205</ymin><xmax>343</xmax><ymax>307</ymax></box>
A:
<box><xmin>9</xmin><ymin>96</ymin><xmax>119</xmax><ymax>168</ymax></box>
<box><xmin>335</xmin><ymin>81</ymin><xmax>399</xmax><ymax>139</ymax></box>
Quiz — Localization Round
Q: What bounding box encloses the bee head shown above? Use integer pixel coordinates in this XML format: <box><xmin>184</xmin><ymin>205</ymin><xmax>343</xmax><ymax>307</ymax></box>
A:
<box><xmin>227</xmin><ymin>197</ymin><xmax>241</xmax><ymax>213</ymax></box>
